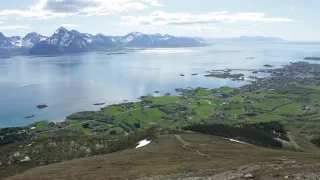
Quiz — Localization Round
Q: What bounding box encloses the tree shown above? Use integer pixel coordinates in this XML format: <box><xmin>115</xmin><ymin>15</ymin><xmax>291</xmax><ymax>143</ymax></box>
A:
<box><xmin>134</xmin><ymin>123</ymin><xmax>141</xmax><ymax>129</ymax></box>
<box><xmin>82</xmin><ymin>123</ymin><xmax>90</xmax><ymax>129</ymax></box>
<box><xmin>110</xmin><ymin>130</ymin><xmax>117</xmax><ymax>135</ymax></box>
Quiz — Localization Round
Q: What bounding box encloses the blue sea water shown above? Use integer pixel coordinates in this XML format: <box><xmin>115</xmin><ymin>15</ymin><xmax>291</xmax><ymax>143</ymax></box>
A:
<box><xmin>0</xmin><ymin>42</ymin><xmax>319</xmax><ymax>127</ymax></box>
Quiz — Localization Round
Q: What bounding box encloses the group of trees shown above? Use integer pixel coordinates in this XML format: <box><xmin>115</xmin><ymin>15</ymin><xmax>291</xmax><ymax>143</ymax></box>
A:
<box><xmin>182</xmin><ymin>122</ymin><xmax>287</xmax><ymax>148</ymax></box>
<box><xmin>160</xmin><ymin>104</ymin><xmax>196</xmax><ymax>121</ymax></box>
<box><xmin>67</xmin><ymin>111</ymin><xmax>115</xmax><ymax>124</ymax></box>
<box><xmin>0</xmin><ymin>127</ymin><xmax>30</xmax><ymax>146</ymax></box>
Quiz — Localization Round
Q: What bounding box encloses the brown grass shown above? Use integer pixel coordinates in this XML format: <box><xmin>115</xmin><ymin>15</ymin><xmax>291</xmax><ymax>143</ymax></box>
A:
<box><xmin>7</xmin><ymin>134</ymin><xmax>320</xmax><ymax>180</ymax></box>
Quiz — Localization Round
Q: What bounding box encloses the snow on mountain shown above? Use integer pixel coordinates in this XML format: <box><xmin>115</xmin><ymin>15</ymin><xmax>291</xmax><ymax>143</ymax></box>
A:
<box><xmin>0</xmin><ymin>33</ymin><xmax>14</xmax><ymax>49</ymax></box>
<box><xmin>8</xmin><ymin>36</ymin><xmax>22</xmax><ymax>47</ymax></box>
<box><xmin>27</xmin><ymin>28</ymin><xmax>200</xmax><ymax>55</ymax></box>
<box><xmin>0</xmin><ymin>32</ymin><xmax>48</xmax><ymax>51</ymax></box>
<box><xmin>22</xmin><ymin>32</ymin><xmax>48</xmax><ymax>47</ymax></box>
<box><xmin>30</xmin><ymin>27</ymin><xmax>95</xmax><ymax>55</ymax></box>
<box><xmin>119</xmin><ymin>32</ymin><xmax>199</xmax><ymax>47</ymax></box>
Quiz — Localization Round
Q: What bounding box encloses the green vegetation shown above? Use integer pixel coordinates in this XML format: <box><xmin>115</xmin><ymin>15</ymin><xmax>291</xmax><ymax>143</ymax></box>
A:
<box><xmin>0</xmin><ymin>129</ymin><xmax>156</xmax><ymax>179</ymax></box>
<box><xmin>182</xmin><ymin>122</ymin><xmax>287</xmax><ymax>148</ymax></box>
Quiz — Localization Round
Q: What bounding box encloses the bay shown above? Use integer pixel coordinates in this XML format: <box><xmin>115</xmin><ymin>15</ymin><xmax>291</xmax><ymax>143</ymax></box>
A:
<box><xmin>0</xmin><ymin>42</ymin><xmax>319</xmax><ymax>127</ymax></box>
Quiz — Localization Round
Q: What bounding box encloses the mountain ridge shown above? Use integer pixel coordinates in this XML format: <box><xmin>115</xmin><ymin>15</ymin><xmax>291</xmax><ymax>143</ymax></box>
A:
<box><xmin>0</xmin><ymin>26</ymin><xmax>202</xmax><ymax>55</ymax></box>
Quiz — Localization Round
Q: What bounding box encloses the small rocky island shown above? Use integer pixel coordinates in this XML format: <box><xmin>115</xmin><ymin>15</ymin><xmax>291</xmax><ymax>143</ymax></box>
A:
<box><xmin>204</xmin><ymin>72</ymin><xmax>245</xmax><ymax>80</ymax></box>
<box><xmin>24</xmin><ymin>115</ymin><xmax>36</xmax><ymax>119</ymax></box>
<box><xmin>37</xmin><ymin>104</ymin><xmax>48</xmax><ymax>109</ymax></box>
<box><xmin>93</xmin><ymin>103</ymin><xmax>106</xmax><ymax>106</ymax></box>
<box><xmin>304</xmin><ymin>57</ymin><xmax>320</xmax><ymax>60</ymax></box>
<box><xmin>0</xmin><ymin>56</ymin><xmax>11</xmax><ymax>59</ymax></box>
<box><xmin>263</xmin><ymin>64</ymin><xmax>274</xmax><ymax>68</ymax></box>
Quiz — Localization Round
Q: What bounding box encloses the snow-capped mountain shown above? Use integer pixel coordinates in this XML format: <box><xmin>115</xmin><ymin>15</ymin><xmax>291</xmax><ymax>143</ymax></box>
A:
<box><xmin>22</xmin><ymin>32</ymin><xmax>48</xmax><ymax>47</ymax></box>
<box><xmin>1</xmin><ymin>27</ymin><xmax>201</xmax><ymax>55</ymax></box>
<box><xmin>0</xmin><ymin>32</ymin><xmax>48</xmax><ymax>52</ymax></box>
<box><xmin>119</xmin><ymin>32</ymin><xmax>200</xmax><ymax>47</ymax></box>
<box><xmin>0</xmin><ymin>33</ymin><xmax>14</xmax><ymax>49</ymax></box>
<box><xmin>8</xmin><ymin>33</ymin><xmax>47</xmax><ymax>48</ymax></box>
<box><xmin>29</xmin><ymin>27</ymin><xmax>200</xmax><ymax>55</ymax></box>
<box><xmin>30</xmin><ymin>27</ymin><xmax>95</xmax><ymax>55</ymax></box>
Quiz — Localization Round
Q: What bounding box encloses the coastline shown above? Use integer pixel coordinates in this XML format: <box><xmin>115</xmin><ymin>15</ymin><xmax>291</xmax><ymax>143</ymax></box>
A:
<box><xmin>7</xmin><ymin>65</ymin><xmax>270</xmax><ymax>129</ymax></box>
<box><xmin>2</xmin><ymin>61</ymin><xmax>320</xmax><ymax>179</ymax></box>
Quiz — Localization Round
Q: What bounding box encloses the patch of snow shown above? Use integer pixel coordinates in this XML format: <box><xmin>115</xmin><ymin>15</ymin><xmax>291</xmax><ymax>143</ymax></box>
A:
<box><xmin>123</xmin><ymin>36</ymin><xmax>134</xmax><ymax>43</ymax></box>
<box><xmin>85</xmin><ymin>37</ymin><xmax>93</xmax><ymax>43</ymax></box>
<box><xmin>159</xmin><ymin>36</ymin><xmax>171</xmax><ymax>41</ymax></box>
<box><xmin>40</xmin><ymin>37</ymin><xmax>48</xmax><ymax>41</ymax></box>
<box><xmin>132</xmin><ymin>32</ymin><xmax>143</xmax><ymax>36</ymax></box>
<box><xmin>135</xmin><ymin>139</ymin><xmax>151</xmax><ymax>148</ymax></box>
<box><xmin>61</xmin><ymin>32</ymin><xmax>71</xmax><ymax>46</ymax></box>
<box><xmin>228</xmin><ymin>138</ymin><xmax>247</xmax><ymax>144</ymax></box>
<box><xmin>30</xmin><ymin>127</ymin><xmax>36</xmax><ymax>130</ymax></box>
<box><xmin>21</xmin><ymin>156</ymin><xmax>31</xmax><ymax>162</ymax></box>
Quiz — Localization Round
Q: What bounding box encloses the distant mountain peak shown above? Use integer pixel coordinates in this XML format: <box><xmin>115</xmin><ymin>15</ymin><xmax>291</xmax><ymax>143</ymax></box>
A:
<box><xmin>130</xmin><ymin>31</ymin><xmax>143</xmax><ymax>36</ymax></box>
<box><xmin>53</xmin><ymin>27</ymin><xmax>69</xmax><ymax>35</ymax></box>
<box><xmin>0</xmin><ymin>32</ymin><xmax>6</xmax><ymax>39</ymax></box>
<box><xmin>58</xmin><ymin>26</ymin><xmax>68</xmax><ymax>31</ymax></box>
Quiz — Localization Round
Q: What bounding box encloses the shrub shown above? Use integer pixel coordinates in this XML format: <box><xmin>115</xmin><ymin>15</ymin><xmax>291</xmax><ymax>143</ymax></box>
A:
<box><xmin>110</xmin><ymin>130</ymin><xmax>117</xmax><ymax>135</ymax></box>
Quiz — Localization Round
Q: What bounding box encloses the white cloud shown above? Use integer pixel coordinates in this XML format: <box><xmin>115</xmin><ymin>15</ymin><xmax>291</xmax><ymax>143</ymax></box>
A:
<box><xmin>0</xmin><ymin>21</ymin><xmax>3</xmax><ymax>24</ymax></box>
<box><xmin>141</xmin><ymin>0</ymin><xmax>163</xmax><ymax>6</ymax></box>
<box><xmin>175</xmin><ymin>25</ymin><xmax>223</xmax><ymax>32</ymax></box>
<box><xmin>61</xmin><ymin>24</ymin><xmax>81</xmax><ymax>28</ymax></box>
<box><xmin>0</xmin><ymin>0</ymin><xmax>162</xmax><ymax>20</ymax></box>
<box><xmin>121</xmin><ymin>11</ymin><xmax>295</xmax><ymax>26</ymax></box>
<box><xmin>0</xmin><ymin>25</ymin><xmax>30</xmax><ymax>30</ymax></box>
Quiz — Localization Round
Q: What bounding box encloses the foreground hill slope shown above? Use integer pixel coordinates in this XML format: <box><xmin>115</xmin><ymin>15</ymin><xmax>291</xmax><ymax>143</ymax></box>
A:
<box><xmin>8</xmin><ymin>134</ymin><xmax>320</xmax><ymax>180</ymax></box>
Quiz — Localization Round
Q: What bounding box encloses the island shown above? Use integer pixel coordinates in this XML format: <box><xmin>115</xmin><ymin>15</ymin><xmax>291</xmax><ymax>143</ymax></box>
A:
<box><xmin>24</xmin><ymin>115</ymin><xmax>36</xmax><ymax>119</ymax></box>
<box><xmin>0</xmin><ymin>56</ymin><xmax>11</xmax><ymax>59</ymax></box>
<box><xmin>263</xmin><ymin>64</ymin><xmax>274</xmax><ymax>68</ymax></box>
<box><xmin>204</xmin><ymin>72</ymin><xmax>245</xmax><ymax>80</ymax></box>
<box><xmin>37</xmin><ymin>104</ymin><xmax>48</xmax><ymax>109</ymax></box>
<box><xmin>93</xmin><ymin>103</ymin><xmax>106</xmax><ymax>106</ymax></box>
<box><xmin>304</xmin><ymin>57</ymin><xmax>320</xmax><ymax>60</ymax></box>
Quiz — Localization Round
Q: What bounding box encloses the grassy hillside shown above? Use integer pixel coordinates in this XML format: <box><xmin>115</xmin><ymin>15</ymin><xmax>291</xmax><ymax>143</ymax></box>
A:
<box><xmin>7</xmin><ymin>134</ymin><xmax>320</xmax><ymax>180</ymax></box>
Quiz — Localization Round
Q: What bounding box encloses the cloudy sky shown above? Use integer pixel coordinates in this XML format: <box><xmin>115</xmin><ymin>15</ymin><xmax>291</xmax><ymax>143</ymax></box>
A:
<box><xmin>0</xmin><ymin>0</ymin><xmax>318</xmax><ymax>40</ymax></box>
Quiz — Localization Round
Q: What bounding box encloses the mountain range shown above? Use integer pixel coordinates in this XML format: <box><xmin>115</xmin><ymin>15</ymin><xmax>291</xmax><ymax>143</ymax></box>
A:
<box><xmin>0</xmin><ymin>27</ymin><xmax>201</xmax><ymax>55</ymax></box>
<box><xmin>203</xmin><ymin>36</ymin><xmax>284</xmax><ymax>43</ymax></box>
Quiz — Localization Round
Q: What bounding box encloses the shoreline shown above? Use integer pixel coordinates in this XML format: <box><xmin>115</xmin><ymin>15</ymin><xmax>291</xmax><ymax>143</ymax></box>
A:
<box><xmin>1</xmin><ymin>60</ymin><xmax>316</xmax><ymax>129</ymax></box>
<box><xmin>1</xmin><ymin>64</ymin><xmax>276</xmax><ymax>129</ymax></box>
<box><xmin>2</xmin><ymin>64</ymin><xmax>275</xmax><ymax>129</ymax></box>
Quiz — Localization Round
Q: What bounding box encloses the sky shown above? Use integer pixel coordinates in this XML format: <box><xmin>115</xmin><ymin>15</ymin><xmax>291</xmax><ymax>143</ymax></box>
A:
<box><xmin>0</xmin><ymin>0</ymin><xmax>319</xmax><ymax>41</ymax></box>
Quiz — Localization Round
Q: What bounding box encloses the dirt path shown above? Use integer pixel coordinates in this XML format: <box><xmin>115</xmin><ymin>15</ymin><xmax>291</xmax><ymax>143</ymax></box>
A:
<box><xmin>175</xmin><ymin>135</ymin><xmax>208</xmax><ymax>157</ymax></box>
